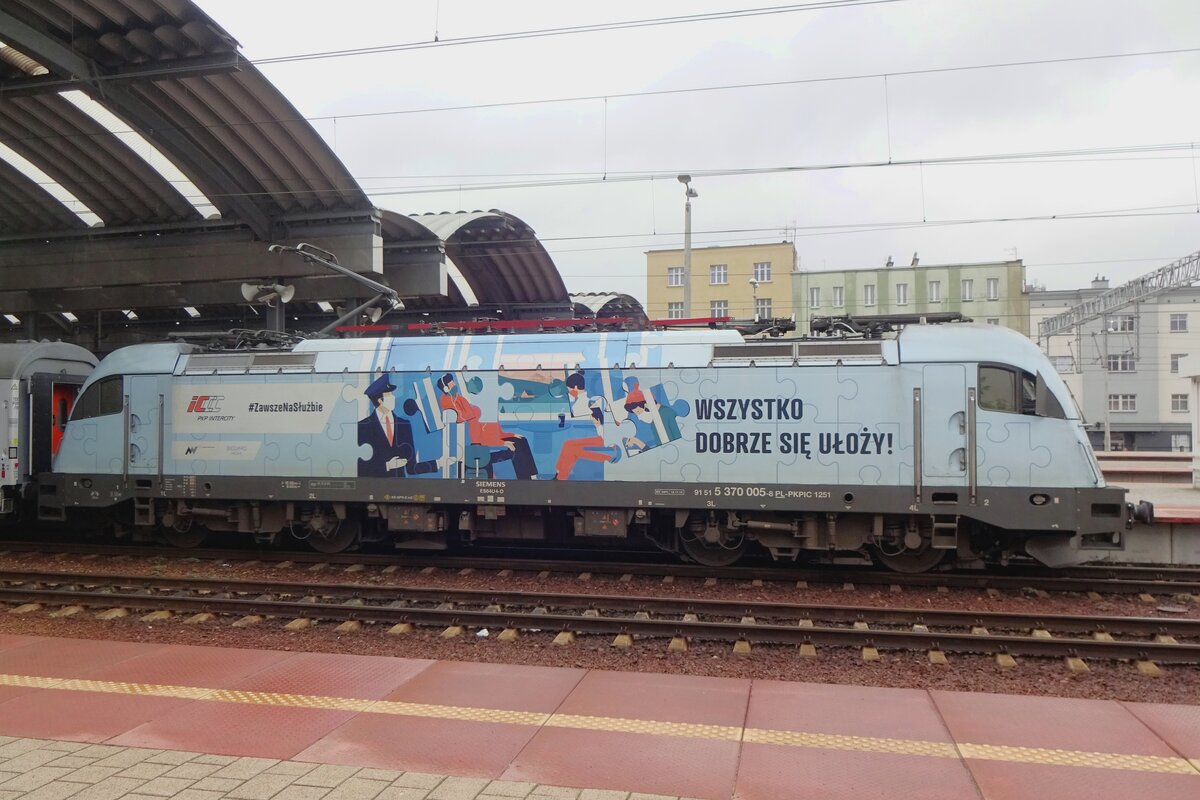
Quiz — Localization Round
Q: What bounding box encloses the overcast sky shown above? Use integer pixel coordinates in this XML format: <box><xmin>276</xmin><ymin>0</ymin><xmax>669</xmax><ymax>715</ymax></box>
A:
<box><xmin>200</xmin><ymin>0</ymin><xmax>1200</xmax><ymax>308</ymax></box>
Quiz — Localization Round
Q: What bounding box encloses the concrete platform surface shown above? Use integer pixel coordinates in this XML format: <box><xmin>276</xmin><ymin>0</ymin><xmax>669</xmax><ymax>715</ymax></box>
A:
<box><xmin>0</xmin><ymin>634</ymin><xmax>1198</xmax><ymax>799</ymax></box>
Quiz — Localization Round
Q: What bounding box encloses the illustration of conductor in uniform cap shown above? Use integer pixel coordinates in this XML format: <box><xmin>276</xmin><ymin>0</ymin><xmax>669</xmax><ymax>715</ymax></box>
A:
<box><xmin>358</xmin><ymin>374</ymin><xmax>447</xmax><ymax>477</ymax></box>
<box><xmin>436</xmin><ymin>373</ymin><xmax>539</xmax><ymax>479</ymax></box>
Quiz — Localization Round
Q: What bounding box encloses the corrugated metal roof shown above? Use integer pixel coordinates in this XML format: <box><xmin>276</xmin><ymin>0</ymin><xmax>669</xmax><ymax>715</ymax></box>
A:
<box><xmin>391</xmin><ymin>210</ymin><xmax>568</xmax><ymax>307</ymax></box>
<box><xmin>0</xmin><ymin>0</ymin><xmax>570</xmax><ymax>317</ymax></box>
<box><xmin>570</xmin><ymin>291</ymin><xmax>647</xmax><ymax>322</ymax></box>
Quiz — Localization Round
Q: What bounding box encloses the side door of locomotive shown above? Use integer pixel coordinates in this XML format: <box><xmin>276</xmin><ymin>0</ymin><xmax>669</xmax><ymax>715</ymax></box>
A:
<box><xmin>919</xmin><ymin>364</ymin><xmax>968</xmax><ymax>487</ymax></box>
<box><xmin>127</xmin><ymin>375</ymin><xmax>162</xmax><ymax>475</ymax></box>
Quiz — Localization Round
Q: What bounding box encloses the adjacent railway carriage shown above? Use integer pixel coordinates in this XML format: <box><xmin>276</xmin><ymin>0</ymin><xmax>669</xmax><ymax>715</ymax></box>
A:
<box><xmin>40</xmin><ymin>323</ymin><xmax>1136</xmax><ymax>571</ymax></box>
<box><xmin>0</xmin><ymin>342</ymin><xmax>97</xmax><ymax>515</ymax></box>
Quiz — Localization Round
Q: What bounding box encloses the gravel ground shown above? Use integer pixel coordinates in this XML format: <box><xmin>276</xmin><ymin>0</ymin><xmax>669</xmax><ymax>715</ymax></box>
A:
<box><xmin>2</xmin><ymin>550</ymin><xmax>1198</xmax><ymax>705</ymax></box>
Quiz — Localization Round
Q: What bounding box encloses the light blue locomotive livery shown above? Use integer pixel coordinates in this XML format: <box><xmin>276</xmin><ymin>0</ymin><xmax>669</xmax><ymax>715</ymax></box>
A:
<box><xmin>44</xmin><ymin>323</ymin><xmax>1134</xmax><ymax>571</ymax></box>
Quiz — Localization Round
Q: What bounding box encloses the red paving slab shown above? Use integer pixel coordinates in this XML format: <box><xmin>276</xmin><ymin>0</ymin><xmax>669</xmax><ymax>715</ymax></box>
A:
<box><xmin>294</xmin><ymin>661</ymin><xmax>586</xmax><ymax>778</ymax></box>
<box><xmin>224</xmin><ymin>651</ymin><xmax>434</xmax><ymax>698</ymax></box>
<box><xmin>0</xmin><ymin>635</ymin><xmax>1196</xmax><ymax>799</ymax></box>
<box><xmin>0</xmin><ymin>633</ymin><xmax>38</xmax><ymax>653</ymax></box>
<box><xmin>735</xmin><ymin>746</ymin><xmax>982</xmax><ymax>800</ymax></box>
<box><xmin>930</xmin><ymin>690</ymin><xmax>1181</xmax><ymax>756</ymax></box>
<box><xmin>507</xmin><ymin>727</ymin><xmax>740</xmax><ymax>800</ymax></box>
<box><xmin>502</xmin><ymin>670</ymin><xmax>749</xmax><ymax>799</ymax></box>
<box><xmin>0</xmin><ymin>690</ymin><xmax>189</xmax><ymax>743</ymax></box>
<box><xmin>733</xmin><ymin>681</ymin><xmax>981</xmax><ymax>800</ymax></box>
<box><xmin>1150</xmin><ymin>505</ymin><xmax>1200</xmax><ymax>523</ymax></box>
<box><xmin>295</xmin><ymin>709</ymin><xmax>546</xmax><ymax>778</ymax></box>
<box><xmin>962</xmin><ymin>759</ymin><xmax>1200</xmax><ymax>800</ymax></box>
<box><xmin>111</xmin><ymin>702</ymin><xmax>365</xmax><ymax>760</ymax></box>
<box><xmin>0</xmin><ymin>635</ymin><xmax>161</xmax><ymax>678</ymax></box>
<box><xmin>1123</xmin><ymin>702</ymin><xmax>1200</xmax><ymax>759</ymax></box>
<box><xmin>108</xmin><ymin>652</ymin><xmax>438</xmax><ymax>760</ymax></box>
<box><xmin>535</xmin><ymin>669</ymin><xmax>750</xmax><ymax>726</ymax></box>
<box><xmin>746</xmin><ymin>681</ymin><xmax>955</xmax><ymax>741</ymax></box>
<box><xmin>371</xmin><ymin>660</ymin><xmax>587</xmax><ymax>712</ymax></box>
<box><xmin>80</xmin><ymin>642</ymin><xmax>294</xmax><ymax>687</ymax></box>
<box><xmin>0</xmin><ymin>636</ymin><xmax>174</xmax><ymax>735</ymax></box>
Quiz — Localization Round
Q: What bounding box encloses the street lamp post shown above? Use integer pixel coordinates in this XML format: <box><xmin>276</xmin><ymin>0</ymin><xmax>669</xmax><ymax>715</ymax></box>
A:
<box><xmin>1102</xmin><ymin>324</ymin><xmax>1112</xmax><ymax>451</ymax></box>
<box><xmin>678</xmin><ymin>175</ymin><xmax>698</xmax><ymax>317</ymax></box>
<box><xmin>749</xmin><ymin>278</ymin><xmax>760</xmax><ymax>322</ymax></box>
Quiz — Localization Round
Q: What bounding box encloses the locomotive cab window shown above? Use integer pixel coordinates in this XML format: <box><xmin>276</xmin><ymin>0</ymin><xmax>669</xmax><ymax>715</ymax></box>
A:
<box><xmin>978</xmin><ymin>366</ymin><xmax>1066</xmax><ymax>419</ymax></box>
<box><xmin>71</xmin><ymin>376</ymin><xmax>124</xmax><ymax>421</ymax></box>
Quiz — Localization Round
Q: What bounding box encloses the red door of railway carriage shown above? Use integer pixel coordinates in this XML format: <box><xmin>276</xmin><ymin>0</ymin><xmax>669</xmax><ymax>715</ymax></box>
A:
<box><xmin>50</xmin><ymin>383</ymin><xmax>77</xmax><ymax>455</ymax></box>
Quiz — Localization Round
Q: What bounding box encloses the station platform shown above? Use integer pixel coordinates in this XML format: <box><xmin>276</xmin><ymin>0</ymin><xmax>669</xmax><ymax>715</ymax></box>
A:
<box><xmin>0</xmin><ymin>635</ymin><xmax>1197</xmax><ymax>800</ymax></box>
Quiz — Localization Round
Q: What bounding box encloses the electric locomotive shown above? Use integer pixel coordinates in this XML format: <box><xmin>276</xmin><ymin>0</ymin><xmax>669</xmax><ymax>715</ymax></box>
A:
<box><xmin>32</xmin><ymin>321</ymin><xmax>1139</xmax><ymax>572</ymax></box>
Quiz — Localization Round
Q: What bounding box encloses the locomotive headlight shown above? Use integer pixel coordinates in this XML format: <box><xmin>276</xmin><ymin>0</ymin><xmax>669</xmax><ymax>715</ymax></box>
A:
<box><xmin>1029</xmin><ymin>493</ymin><xmax>1049</xmax><ymax>506</ymax></box>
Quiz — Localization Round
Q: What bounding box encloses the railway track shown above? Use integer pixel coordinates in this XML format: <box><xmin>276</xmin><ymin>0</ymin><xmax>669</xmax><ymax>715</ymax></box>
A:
<box><xmin>2</xmin><ymin>568</ymin><xmax>1197</xmax><ymax>669</ymax></box>
<box><xmin>3</xmin><ymin>540</ymin><xmax>1200</xmax><ymax>597</ymax></box>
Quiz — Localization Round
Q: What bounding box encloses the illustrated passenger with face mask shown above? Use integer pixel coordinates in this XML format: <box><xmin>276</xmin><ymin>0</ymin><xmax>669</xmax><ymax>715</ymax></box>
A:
<box><xmin>357</xmin><ymin>374</ymin><xmax>442</xmax><ymax>477</ymax></box>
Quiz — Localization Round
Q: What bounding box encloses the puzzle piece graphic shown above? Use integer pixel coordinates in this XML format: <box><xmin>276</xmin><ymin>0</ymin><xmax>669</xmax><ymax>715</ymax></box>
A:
<box><xmin>977</xmin><ymin>421</ymin><xmax>1054</xmax><ymax>486</ymax></box>
<box><xmin>986</xmin><ymin>466</ymin><xmax>1012</xmax><ymax>486</ymax></box>
<box><xmin>858</xmin><ymin>465</ymin><xmax>883</xmax><ymax>485</ymax></box>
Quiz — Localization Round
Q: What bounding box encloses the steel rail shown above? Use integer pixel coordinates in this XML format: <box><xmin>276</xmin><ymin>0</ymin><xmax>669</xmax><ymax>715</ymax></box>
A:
<box><xmin>2</xmin><ymin>570</ymin><xmax>1197</xmax><ymax>662</ymax></box>
<box><xmin>3</xmin><ymin>541</ymin><xmax>1200</xmax><ymax>594</ymax></box>
<box><xmin>1</xmin><ymin>584</ymin><xmax>1196</xmax><ymax>664</ymax></box>
<box><xmin>2</xmin><ymin>568</ymin><xmax>1198</xmax><ymax>637</ymax></box>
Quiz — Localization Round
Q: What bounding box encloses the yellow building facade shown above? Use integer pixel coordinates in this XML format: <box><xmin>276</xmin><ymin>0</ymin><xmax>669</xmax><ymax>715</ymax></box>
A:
<box><xmin>644</xmin><ymin>242</ymin><xmax>796</xmax><ymax>320</ymax></box>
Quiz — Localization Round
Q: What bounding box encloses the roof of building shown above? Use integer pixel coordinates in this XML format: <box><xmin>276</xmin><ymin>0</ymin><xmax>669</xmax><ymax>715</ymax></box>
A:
<box><xmin>0</xmin><ymin>1</ymin><xmax>570</xmax><ymax>319</ymax></box>
<box><xmin>569</xmin><ymin>292</ymin><xmax>648</xmax><ymax>322</ymax></box>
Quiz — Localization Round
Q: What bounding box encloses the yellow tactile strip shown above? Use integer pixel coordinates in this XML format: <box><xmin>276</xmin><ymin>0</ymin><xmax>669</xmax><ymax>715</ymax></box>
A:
<box><xmin>958</xmin><ymin>743</ymin><xmax>1199</xmax><ymax>774</ymax></box>
<box><xmin>547</xmin><ymin>713</ymin><xmax>743</xmax><ymax>741</ymax></box>
<box><xmin>1</xmin><ymin>672</ymin><xmax>1197</xmax><ymax>777</ymax></box>
<box><xmin>744</xmin><ymin>728</ymin><xmax>960</xmax><ymax>758</ymax></box>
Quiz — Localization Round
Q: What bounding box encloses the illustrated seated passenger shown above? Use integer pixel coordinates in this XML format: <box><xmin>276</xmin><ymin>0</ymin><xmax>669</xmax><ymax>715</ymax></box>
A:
<box><xmin>622</xmin><ymin>384</ymin><xmax>682</xmax><ymax>454</ymax></box>
<box><xmin>357</xmin><ymin>375</ymin><xmax>450</xmax><ymax>477</ymax></box>
<box><xmin>436</xmin><ymin>373</ymin><xmax>539</xmax><ymax>480</ymax></box>
<box><xmin>555</xmin><ymin>370</ymin><xmax>620</xmax><ymax>479</ymax></box>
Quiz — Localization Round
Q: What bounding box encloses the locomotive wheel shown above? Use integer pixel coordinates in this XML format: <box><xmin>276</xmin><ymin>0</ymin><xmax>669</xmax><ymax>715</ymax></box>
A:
<box><xmin>680</xmin><ymin>534</ymin><xmax>746</xmax><ymax>567</ymax></box>
<box><xmin>305</xmin><ymin>514</ymin><xmax>359</xmax><ymax>554</ymax></box>
<box><xmin>873</xmin><ymin>545</ymin><xmax>948</xmax><ymax>574</ymax></box>
<box><xmin>159</xmin><ymin>524</ymin><xmax>208</xmax><ymax>549</ymax></box>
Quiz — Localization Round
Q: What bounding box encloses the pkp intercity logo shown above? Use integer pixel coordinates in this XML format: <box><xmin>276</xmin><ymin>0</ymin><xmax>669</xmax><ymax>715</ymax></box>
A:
<box><xmin>186</xmin><ymin>395</ymin><xmax>224</xmax><ymax>413</ymax></box>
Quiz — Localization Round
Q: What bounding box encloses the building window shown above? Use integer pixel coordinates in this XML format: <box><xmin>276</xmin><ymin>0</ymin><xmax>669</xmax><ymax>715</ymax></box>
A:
<box><xmin>709</xmin><ymin>264</ymin><xmax>728</xmax><ymax>285</ymax></box>
<box><xmin>667</xmin><ymin>266</ymin><xmax>684</xmax><ymax>287</ymax></box>
<box><xmin>987</xmin><ymin>318</ymin><xmax>1000</xmax><ymax>325</ymax></box>
<box><xmin>1108</xmin><ymin>394</ymin><xmax>1136</xmax><ymax>412</ymax></box>
<box><xmin>896</xmin><ymin>283</ymin><xmax>908</xmax><ymax>305</ymax></box>
<box><xmin>754</xmin><ymin>298</ymin><xmax>772</xmax><ymax>319</ymax></box>
<box><xmin>1107</xmin><ymin>314</ymin><xmax>1135</xmax><ymax>332</ymax></box>
<box><xmin>1107</xmin><ymin>353</ymin><xmax>1135</xmax><ymax>372</ymax></box>
<box><xmin>1171</xmin><ymin>313</ymin><xmax>1188</xmax><ymax>332</ymax></box>
<box><xmin>752</xmin><ymin>262</ymin><xmax>772</xmax><ymax>282</ymax></box>
<box><xmin>864</xmin><ymin>284</ymin><xmax>876</xmax><ymax>307</ymax></box>
<box><xmin>809</xmin><ymin>287</ymin><xmax>820</xmax><ymax>308</ymax></box>
<box><xmin>667</xmin><ymin>302</ymin><xmax>684</xmax><ymax>319</ymax></box>
<box><xmin>1171</xmin><ymin>353</ymin><xmax>1187</xmax><ymax>373</ymax></box>
<box><xmin>929</xmin><ymin>280</ymin><xmax>941</xmax><ymax>302</ymax></box>
<box><xmin>1052</xmin><ymin>355</ymin><xmax>1075</xmax><ymax>373</ymax></box>
<box><xmin>710</xmin><ymin>300</ymin><xmax>728</xmax><ymax>317</ymax></box>
<box><xmin>961</xmin><ymin>279</ymin><xmax>974</xmax><ymax>301</ymax></box>
<box><xmin>1172</xmin><ymin>394</ymin><xmax>1189</xmax><ymax>412</ymax></box>
<box><xmin>833</xmin><ymin>286</ymin><xmax>844</xmax><ymax>307</ymax></box>
<box><xmin>986</xmin><ymin>277</ymin><xmax>999</xmax><ymax>300</ymax></box>
<box><xmin>1171</xmin><ymin>433</ymin><xmax>1191</xmax><ymax>452</ymax></box>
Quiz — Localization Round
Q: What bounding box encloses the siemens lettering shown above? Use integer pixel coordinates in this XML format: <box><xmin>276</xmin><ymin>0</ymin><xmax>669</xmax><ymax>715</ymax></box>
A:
<box><xmin>694</xmin><ymin>397</ymin><xmax>803</xmax><ymax>421</ymax></box>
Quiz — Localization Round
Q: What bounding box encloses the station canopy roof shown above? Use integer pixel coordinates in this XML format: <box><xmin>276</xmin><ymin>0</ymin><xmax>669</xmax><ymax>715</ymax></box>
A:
<box><xmin>0</xmin><ymin>0</ymin><xmax>569</xmax><ymax>322</ymax></box>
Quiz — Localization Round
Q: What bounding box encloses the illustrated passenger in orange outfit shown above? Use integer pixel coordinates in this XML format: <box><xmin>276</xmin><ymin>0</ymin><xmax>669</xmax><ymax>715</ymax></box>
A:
<box><xmin>436</xmin><ymin>373</ymin><xmax>539</xmax><ymax>479</ymax></box>
<box><xmin>555</xmin><ymin>370</ymin><xmax>620</xmax><ymax>479</ymax></box>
